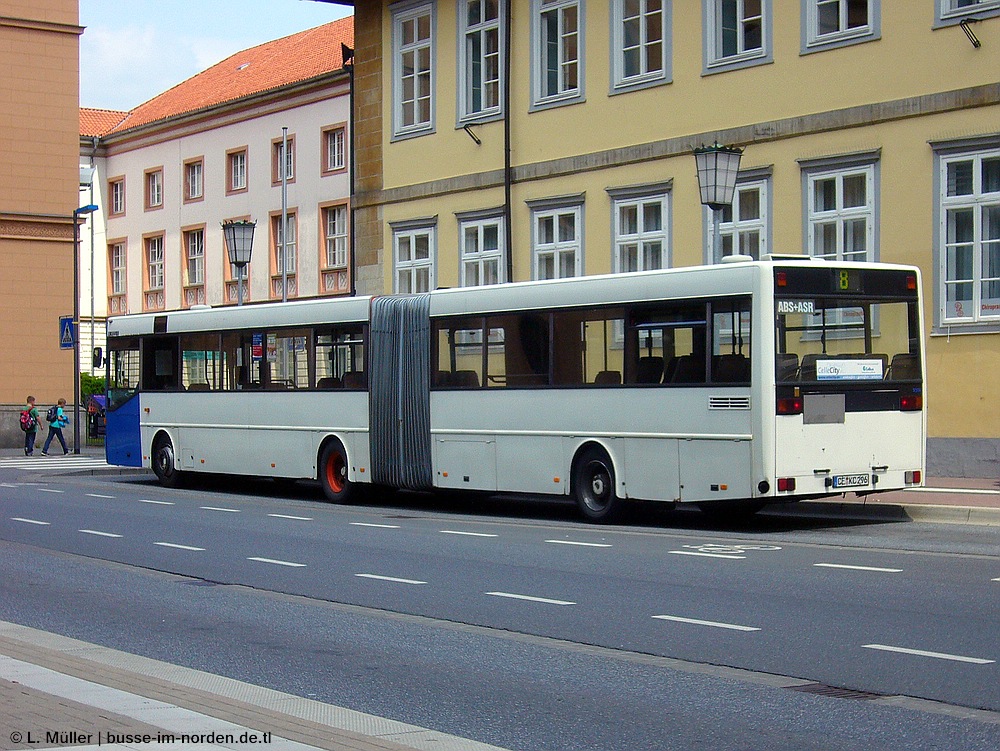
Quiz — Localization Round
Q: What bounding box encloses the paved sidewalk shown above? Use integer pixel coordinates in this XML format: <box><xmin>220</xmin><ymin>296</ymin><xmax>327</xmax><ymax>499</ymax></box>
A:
<box><xmin>0</xmin><ymin>621</ymin><xmax>508</xmax><ymax>751</ymax></box>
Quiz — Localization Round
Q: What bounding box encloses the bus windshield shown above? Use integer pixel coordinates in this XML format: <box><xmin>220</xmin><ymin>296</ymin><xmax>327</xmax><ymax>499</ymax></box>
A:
<box><xmin>775</xmin><ymin>297</ymin><xmax>920</xmax><ymax>383</ymax></box>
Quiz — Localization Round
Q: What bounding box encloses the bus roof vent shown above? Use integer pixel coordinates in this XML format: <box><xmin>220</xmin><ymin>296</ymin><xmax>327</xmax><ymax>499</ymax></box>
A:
<box><xmin>189</xmin><ymin>304</ymin><xmax>211</xmax><ymax>311</ymax></box>
<box><xmin>762</xmin><ymin>253</ymin><xmax>815</xmax><ymax>262</ymax></box>
<box><xmin>720</xmin><ymin>254</ymin><xmax>755</xmax><ymax>264</ymax></box>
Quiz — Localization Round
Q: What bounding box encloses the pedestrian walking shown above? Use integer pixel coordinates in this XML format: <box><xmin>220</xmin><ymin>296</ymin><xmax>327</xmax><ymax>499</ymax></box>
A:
<box><xmin>20</xmin><ymin>395</ymin><xmax>41</xmax><ymax>455</ymax></box>
<box><xmin>42</xmin><ymin>398</ymin><xmax>70</xmax><ymax>455</ymax></box>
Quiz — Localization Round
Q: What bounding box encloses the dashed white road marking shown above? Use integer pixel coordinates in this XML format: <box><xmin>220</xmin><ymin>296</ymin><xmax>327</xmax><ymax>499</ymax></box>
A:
<box><xmin>247</xmin><ymin>556</ymin><xmax>306</xmax><ymax>568</ymax></box>
<box><xmin>652</xmin><ymin>615</ymin><xmax>761</xmax><ymax>632</ymax></box>
<box><xmin>486</xmin><ymin>592</ymin><xmax>575</xmax><ymax>606</ymax></box>
<box><xmin>863</xmin><ymin>644</ymin><xmax>994</xmax><ymax>665</ymax></box>
<box><xmin>814</xmin><ymin>563</ymin><xmax>903</xmax><ymax>573</ymax></box>
<box><xmin>11</xmin><ymin>518</ymin><xmax>50</xmax><ymax>526</ymax></box>
<box><xmin>79</xmin><ymin>529</ymin><xmax>123</xmax><ymax>538</ymax></box>
<box><xmin>669</xmin><ymin>550</ymin><xmax>745</xmax><ymax>560</ymax></box>
<box><xmin>154</xmin><ymin>542</ymin><xmax>205</xmax><ymax>551</ymax></box>
<box><xmin>200</xmin><ymin>506</ymin><xmax>241</xmax><ymax>513</ymax></box>
<box><xmin>85</xmin><ymin>493</ymin><xmax>115</xmax><ymax>499</ymax></box>
<box><xmin>137</xmin><ymin>499</ymin><xmax>174</xmax><ymax>505</ymax></box>
<box><xmin>545</xmin><ymin>539</ymin><xmax>612</xmax><ymax>548</ymax></box>
<box><xmin>350</xmin><ymin>522</ymin><xmax>401</xmax><ymax>529</ymax></box>
<box><xmin>268</xmin><ymin>513</ymin><xmax>314</xmax><ymax>521</ymax></box>
<box><xmin>355</xmin><ymin>574</ymin><xmax>427</xmax><ymax>585</ymax></box>
<box><xmin>37</xmin><ymin>488</ymin><xmax>64</xmax><ymax>494</ymax></box>
<box><xmin>439</xmin><ymin>530</ymin><xmax>498</xmax><ymax>538</ymax></box>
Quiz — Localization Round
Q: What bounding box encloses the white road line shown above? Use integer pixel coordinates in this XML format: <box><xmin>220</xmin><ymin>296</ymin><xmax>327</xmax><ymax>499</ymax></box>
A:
<box><xmin>1</xmin><ymin>483</ymin><xmax>19</xmax><ymax>488</ymax></box>
<box><xmin>154</xmin><ymin>542</ymin><xmax>205</xmax><ymax>551</ymax></box>
<box><xmin>863</xmin><ymin>644</ymin><xmax>994</xmax><ymax>665</ymax></box>
<box><xmin>669</xmin><ymin>550</ymin><xmax>745</xmax><ymax>560</ymax></box>
<box><xmin>85</xmin><ymin>493</ymin><xmax>115</xmax><ymax>499</ymax></box>
<box><xmin>268</xmin><ymin>513</ymin><xmax>314</xmax><ymax>521</ymax></box>
<box><xmin>545</xmin><ymin>539</ymin><xmax>612</xmax><ymax>548</ymax></box>
<box><xmin>247</xmin><ymin>556</ymin><xmax>306</xmax><ymax>568</ymax></box>
<box><xmin>356</xmin><ymin>574</ymin><xmax>427</xmax><ymax>585</ymax></box>
<box><xmin>439</xmin><ymin>530</ymin><xmax>498</xmax><ymax>538</ymax></box>
<box><xmin>652</xmin><ymin>615</ymin><xmax>761</xmax><ymax>632</ymax></box>
<box><xmin>909</xmin><ymin>486</ymin><xmax>1000</xmax><ymax>496</ymax></box>
<box><xmin>37</xmin><ymin>488</ymin><xmax>63</xmax><ymax>494</ymax></box>
<box><xmin>11</xmin><ymin>518</ymin><xmax>50</xmax><ymax>526</ymax></box>
<box><xmin>814</xmin><ymin>563</ymin><xmax>903</xmax><ymax>573</ymax></box>
<box><xmin>137</xmin><ymin>499</ymin><xmax>174</xmax><ymax>505</ymax></box>
<box><xmin>350</xmin><ymin>522</ymin><xmax>401</xmax><ymax>529</ymax></box>
<box><xmin>486</xmin><ymin>592</ymin><xmax>575</xmax><ymax>606</ymax></box>
<box><xmin>79</xmin><ymin>529</ymin><xmax>123</xmax><ymax>538</ymax></box>
<box><xmin>200</xmin><ymin>506</ymin><xmax>241</xmax><ymax>513</ymax></box>
<box><xmin>993</xmin><ymin>577</ymin><xmax>1000</xmax><ymax>582</ymax></box>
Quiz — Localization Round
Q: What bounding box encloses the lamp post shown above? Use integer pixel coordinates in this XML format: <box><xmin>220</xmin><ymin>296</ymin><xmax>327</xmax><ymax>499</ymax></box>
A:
<box><xmin>73</xmin><ymin>204</ymin><xmax>99</xmax><ymax>454</ymax></box>
<box><xmin>222</xmin><ymin>219</ymin><xmax>256</xmax><ymax>305</ymax></box>
<box><xmin>693</xmin><ymin>142</ymin><xmax>743</xmax><ymax>262</ymax></box>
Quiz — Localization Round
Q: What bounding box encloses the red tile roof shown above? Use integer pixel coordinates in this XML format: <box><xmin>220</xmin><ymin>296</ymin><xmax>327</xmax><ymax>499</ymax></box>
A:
<box><xmin>86</xmin><ymin>17</ymin><xmax>353</xmax><ymax>136</ymax></box>
<box><xmin>80</xmin><ymin>107</ymin><xmax>129</xmax><ymax>137</ymax></box>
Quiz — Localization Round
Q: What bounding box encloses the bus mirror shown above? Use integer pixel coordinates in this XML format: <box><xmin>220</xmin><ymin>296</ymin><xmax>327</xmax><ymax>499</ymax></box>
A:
<box><xmin>93</xmin><ymin>346</ymin><xmax>104</xmax><ymax>368</ymax></box>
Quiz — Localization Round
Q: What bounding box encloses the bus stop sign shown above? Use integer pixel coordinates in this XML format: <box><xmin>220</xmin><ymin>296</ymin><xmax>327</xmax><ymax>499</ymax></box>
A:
<box><xmin>59</xmin><ymin>316</ymin><xmax>75</xmax><ymax>350</ymax></box>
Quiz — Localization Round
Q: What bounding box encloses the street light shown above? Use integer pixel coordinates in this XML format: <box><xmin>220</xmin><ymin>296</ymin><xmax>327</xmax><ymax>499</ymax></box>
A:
<box><xmin>73</xmin><ymin>204</ymin><xmax>99</xmax><ymax>455</ymax></box>
<box><xmin>693</xmin><ymin>142</ymin><xmax>743</xmax><ymax>262</ymax></box>
<box><xmin>222</xmin><ymin>219</ymin><xmax>256</xmax><ymax>305</ymax></box>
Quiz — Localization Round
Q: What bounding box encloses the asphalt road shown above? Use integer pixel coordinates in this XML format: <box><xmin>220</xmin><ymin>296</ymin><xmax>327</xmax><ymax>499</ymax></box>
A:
<box><xmin>1</xmin><ymin>467</ymin><xmax>999</xmax><ymax>751</ymax></box>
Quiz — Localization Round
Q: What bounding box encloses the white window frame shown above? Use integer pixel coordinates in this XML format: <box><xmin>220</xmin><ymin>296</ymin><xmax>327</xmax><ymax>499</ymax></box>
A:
<box><xmin>804</xmin><ymin>163</ymin><xmax>876</xmax><ymax>264</ymax></box>
<box><xmin>185</xmin><ymin>161</ymin><xmax>203</xmax><ymax>201</ymax></box>
<box><xmin>460</xmin><ymin>215</ymin><xmax>505</xmax><ymax>286</ymax></box>
<box><xmin>146</xmin><ymin>170</ymin><xmax>163</xmax><ymax>209</ymax></box>
<box><xmin>110</xmin><ymin>242</ymin><xmax>126</xmax><ymax>295</ymax></box>
<box><xmin>324</xmin><ymin>205</ymin><xmax>349</xmax><ymax>269</ymax></box>
<box><xmin>611</xmin><ymin>0</ymin><xmax>669</xmax><ymax>91</ymax></box>
<box><xmin>937</xmin><ymin>0</ymin><xmax>1000</xmax><ymax>23</ymax></box>
<box><xmin>937</xmin><ymin>148</ymin><xmax>1000</xmax><ymax>326</ymax></box>
<box><xmin>185</xmin><ymin>229</ymin><xmax>204</xmax><ymax>286</ymax></box>
<box><xmin>392</xmin><ymin>1</ymin><xmax>435</xmax><ymax>139</ymax></box>
<box><xmin>110</xmin><ymin>179</ymin><xmax>125</xmax><ymax>214</ymax></box>
<box><xmin>275</xmin><ymin>213</ymin><xmax>297</xmax><ymax>275</ymax></box>
<box><xmin>705</xmin><ymin>0</ymin><xmax>771</xmax><ymax>73</ymax></box>
<box><xmin>707</xmin><ymin>176</ymin><xmax>771</xmax><ymax>262</ymax></box>
<box><xmin>146</xmin><ymin>236</ymin><xmax>164</xmax><ymax>291</ymax></box>
<box><xmin>531</xmin><ymin>0</ymin><xmax>584</xmax><ymax>109</ymax></box>
<box><xmin>612</xmin><ymin>192</ymin><xmax>670</xmax><ymax>273</ymax></box>
<box><xmin>274</xmin><ymin>139</ymin><xmax>295</xmax><ymax>182</ymax></box>
<box><xmin>459</xmin><ymin>0</ymin><xmax>504</xmax><ymax>122</ymax></box>
<box><xmin>531</xmin><ymin>202</ymin><xmax>583</xmax><ymax>280</ymax></box>
<box><xmin>393</xmin><ymin>223</ymin><xmax>436</xmax><ymax>293</ymax></box>
<box><xmin>325</xmin><ymin>128</ymin><xmax>346</xmax><ymax>172</ymax></box>
<box><xmin>229</xmin><ymin>151</ymin><xmax>247</xmax><ymax>192</ymax></box>
<box><xmin>802</xmin><ymin>0</ymin><xmax>879</xmax><ymax>52</ymax></box>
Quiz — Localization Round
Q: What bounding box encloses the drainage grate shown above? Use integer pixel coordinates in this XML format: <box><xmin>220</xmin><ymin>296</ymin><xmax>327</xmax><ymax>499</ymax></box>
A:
<box><xmin>789</xmin><ymin>683</ymin><xmax>883</xmax><ymax>700</ymax></box>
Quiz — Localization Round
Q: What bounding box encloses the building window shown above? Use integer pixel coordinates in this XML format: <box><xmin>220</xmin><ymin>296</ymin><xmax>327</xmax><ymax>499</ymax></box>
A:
<box><xmin>938</xmin><ymin>149</ymin><xmax>1000</xmax><ymax>325</ymax></box>
<box><xmin>613</xmin><ymin>192</ymin><xmax>669</xmax><ymax>273</ymax></box>
<box><xmin>227</xmin><ymin>148</ymin><xmax>248</xmax><ymax>194</ymax></box>
<box><xmin>272</xmin><ymin>137</ymin><xmax>295</xmax><ymax>184</ymax></box>
<box><xmin>802</xmin><ymin>0</ymin><xmax>878</xmax><ymax>51</ymax></box>
<box><xmin>460</xmin><ymin>216</ymin><xmax>505</xmax><ymax>286</ymax></box>
<box><xmin>706</xmin><ymin>0</ymin><xmax>771</xmax><ymax>72</ymax></box>
<box><xmin>271</xmin><ymin>212</ymin><xmax>298</xmax><ymax>298</ymax></box>
<box><xmin>938</xmin><ymin>0</ymin><xmax>1000</xmax><ymax>23</ymax></box>
<box><xmin>145</xmin><ymin>168</ymin><xmax>163</xmax><ymax>210</ymax></box>
<box><xmin>804</xmin><ymin>163</ymin><xmax>876</xmax><ymax>263</ymax></box>
<box><xmin>611</xmin><ymin>0</ymin><xmax>668</xmax><ymax>90</ymax></box>
<box><xmin>393</xmin><ymin>2</ymin><xmax>435</xmax><ymax>138</ymax></box>
<box><xmin>394</xmin><ymin>224</ymin><xmax>436</xmax><ymax>293</ymax></box>
<box><xmin>144</xmin><ymin>235</ymin><xmax>165</xmax><ymax>311</ymax></box>
<box><xmin>708</xmin><ymin>178</ymin><xmax>770</xmax><ymax>262</ymax></box>
<box><xmin>109</xmin><ymin>178</ymin><xmax>125</xmax><ymax>215</ymax></box>
<box><xmin>323</xmin><ymin>205</ymin><xmax>349</xmax><ymax>269</ymax></box>
<box><xmin>183</xmin><ymin>159</ymin><xmax>203</xmax><ymax>202</ymax></box>
<box><xmin>532</xmin><ymin>0</ymin><xmax>584</xmax><ymax>108</ymax></box>
<box><xmin>110</xmin><ymin>242</ymin><xmax>126</xmax><ymax>295</ymax></box>
<box><xmin>184</xmin><ymin>229</ymin><xmax>205</xmax><ymax>286</ymax></box>
<box><xmin>532</xmin><ymin>203</ymin><xmax>583</xmax><ymax>280</ymax></box>
<box><xmin>460</xmin><ymin>0</ymin><xmax>503</xmax><ymax>121</ymax></box>
<box><xmin>322</xmin><ymin>126</ymin><xmax>346</xmax><ymax>174</ymax></box>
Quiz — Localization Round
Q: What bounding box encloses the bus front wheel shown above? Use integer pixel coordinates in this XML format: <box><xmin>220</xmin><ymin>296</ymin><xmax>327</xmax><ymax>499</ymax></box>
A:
<box><xmin>151</xmin><ymin>435</ymin><xmax>182</xmax><ymax>488</ymax></box>
<box><xmin>572</xmin><ymin>446</ymin><xmax>620</xmax><ymax>523</ymax></box>
<box><xmin>319</xmin><ymin>440</ymin><xmax>354</xmax><ymax>504</ymax></box>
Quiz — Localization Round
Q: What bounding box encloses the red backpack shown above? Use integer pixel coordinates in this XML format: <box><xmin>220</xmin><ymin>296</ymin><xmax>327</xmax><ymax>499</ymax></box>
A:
<box><xmin>19</xmin><ymin>410</ymin><xmax>36</xmax><ymax>432</ymax></box>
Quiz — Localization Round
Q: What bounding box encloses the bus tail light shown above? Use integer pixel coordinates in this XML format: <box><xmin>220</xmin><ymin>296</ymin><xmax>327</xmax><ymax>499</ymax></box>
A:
<box><xmin>905</xmin><ymin>470</ymin><xmax>921</xmax><ymax>485</ymax></box>
<box><xmin>777</xmin><ymin>477</ymin><xmax>796</xmax><ymax>492</ymax></box>
<box><xmin>776</xmin><ymin>271</ymin><xmax>787</xmax><ymax>287</ymax></box>
<box><xmin>906</xmin><ymin>274</ymin><xmax>917</xmax><ymax>290</ymax></box>
<box><xmin>776</xmin><ymin>397</ymin><xmax>803</xmax><ymax>415</ymax></box>
<box><xmin>900</xmin><ymin>394</ymin><xmax>922</xmax><ymax>411</ymax></box>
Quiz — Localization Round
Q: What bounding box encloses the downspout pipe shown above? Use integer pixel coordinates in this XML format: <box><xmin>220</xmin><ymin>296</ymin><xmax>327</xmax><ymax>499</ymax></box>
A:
<box><xmin>503</xmin><ymin>0</ymin><xmax>513</xmax><ymax>283</ymax></box>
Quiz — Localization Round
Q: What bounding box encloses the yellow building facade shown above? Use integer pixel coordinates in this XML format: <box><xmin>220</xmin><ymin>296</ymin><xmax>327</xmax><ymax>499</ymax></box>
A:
<box><xmin>353</xmin><ymin>1</ymin><xmax>1000</xmax><ymax>476</ymax></box>
<box><xmin>0</xmin><ymin>2</ymin><xmax>83</xmax><ymax>446</ymax></box>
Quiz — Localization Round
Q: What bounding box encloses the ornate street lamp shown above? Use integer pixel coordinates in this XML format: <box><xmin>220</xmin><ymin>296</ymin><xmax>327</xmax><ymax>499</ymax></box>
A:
<box><xmin>72</xmin><ymin>204</ymin><xmax>99</xmax><ymax>454</ymax></box>
<box><xmin>693</xmin><ymin>142</ymin><xmax>744</xmax><ymax>262</ymax></box>
<box><xmin>222</xmin><ymin>219</ymin><xmax>256</xmax><ymax>306</ymax></box>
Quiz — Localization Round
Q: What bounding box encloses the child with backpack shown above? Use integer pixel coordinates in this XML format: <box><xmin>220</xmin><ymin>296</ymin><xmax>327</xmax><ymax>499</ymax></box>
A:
<box><xmin>19</xmin><ymin>396</ymin><xmax>40</xmax><ymax>456</ymax></box>
<box><xmin>42</xmin><ymin>398</ymin><xmax>70</xmax><ymax>455</ymax></box>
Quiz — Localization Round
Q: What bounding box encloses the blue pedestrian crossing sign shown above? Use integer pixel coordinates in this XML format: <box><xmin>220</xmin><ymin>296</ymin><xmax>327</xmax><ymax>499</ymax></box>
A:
<box><xmin>59</xmin><ymin>316</ymin><xmax>76</xmax><ymax>350</ymax></box>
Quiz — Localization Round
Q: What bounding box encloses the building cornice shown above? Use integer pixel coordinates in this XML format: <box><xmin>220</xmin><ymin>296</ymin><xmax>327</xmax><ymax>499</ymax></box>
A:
<box><xmin>0</xmin><ymin>15</ymin><xmax>84</xmax><ymax>36</ymax></box>
<box><xmin>0</xmin><ymin>213</ymin><xmax>75</xmax><ymax>242</ymax></box>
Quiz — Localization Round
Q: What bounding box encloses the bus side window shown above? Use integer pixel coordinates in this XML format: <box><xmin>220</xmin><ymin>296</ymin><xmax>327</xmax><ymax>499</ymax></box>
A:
<box><xmin>433</xmin><ymin>318</ymin><xmax>484</xmax><ymax>389</ymax></box>
<box><xmin>142</xmin><ymin>337</ymin><xmax>179</xmax><ymax>391</ymax></box>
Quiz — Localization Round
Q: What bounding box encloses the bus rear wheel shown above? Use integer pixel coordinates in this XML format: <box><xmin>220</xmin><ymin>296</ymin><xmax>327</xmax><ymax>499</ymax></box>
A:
<box><xmin>573</xmin><ymin>446</ymin><xmax>620</xmax><ymax>523</ymax></box>
<box><xmin>319</xmin><ymin>440</ymin><xmax>354</xmax><ymax>504</ymax></box>
<box><xmin>151</xmin><ymin>435</ymin><xmax>182</xmax><ymax>488</ymax></box>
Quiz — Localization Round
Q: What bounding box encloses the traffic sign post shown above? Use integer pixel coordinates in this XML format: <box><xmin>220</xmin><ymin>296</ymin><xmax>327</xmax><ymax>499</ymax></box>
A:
<box><xmin>59</xmin><ymin>315</ymin><xmax>76</xmax><ymax>350</ymax></box>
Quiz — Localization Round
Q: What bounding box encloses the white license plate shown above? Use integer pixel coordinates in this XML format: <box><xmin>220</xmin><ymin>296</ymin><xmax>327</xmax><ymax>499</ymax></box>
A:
<box><xmin>832</xmin><ymin>474</ymin><xmax>870</xmax><ymax>489</ymax></box>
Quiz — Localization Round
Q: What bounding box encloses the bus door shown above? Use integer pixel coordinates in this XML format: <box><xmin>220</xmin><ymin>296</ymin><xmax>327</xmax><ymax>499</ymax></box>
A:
<box><xmin>105</xmin><ymin>337</ymin><xmax>142</xmax><ymax>467</ymax></box>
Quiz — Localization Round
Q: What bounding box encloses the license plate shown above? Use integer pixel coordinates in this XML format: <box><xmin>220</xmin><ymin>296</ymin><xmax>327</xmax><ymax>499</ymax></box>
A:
<box><xmin>832</xmin><ymin>473</ymin><xmax>870</xmax><ymax>489</ymax></box>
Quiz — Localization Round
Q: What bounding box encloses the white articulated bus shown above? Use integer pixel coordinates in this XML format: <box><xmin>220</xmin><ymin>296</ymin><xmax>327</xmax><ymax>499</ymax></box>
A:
<box><xmin>105</xmin><ymin>257</ymin><xmax>925</xmax><ymax>521</ymax></box>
